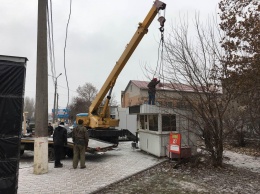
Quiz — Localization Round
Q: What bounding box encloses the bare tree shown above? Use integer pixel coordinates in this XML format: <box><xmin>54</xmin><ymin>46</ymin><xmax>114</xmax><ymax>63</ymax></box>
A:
<box><xmin>68</xmin><ymin>97</ymin><xmax>91</xmax><ymax>121</ymax></box>
<box><xmin>69</xmin><ymin>82</ymin><xmax>119</xmax><ymax>121</ymax></box>
<box><xmin>24</xmin><ymin>96</ymin><xmax>35</xmax><ymax>120</ymax></box>
<box><xmin>161</xmin><ymin>15</ymin><xmax>235</xmax><ymax>167</ymax></box>
<box><xmin>69</xmin><ymin>83</ymin><xmax>98</xmax><ymax>120</ymax></box>
<box><xmin>76</xmin><ymin>82</ymin><xmax>98</xmax><ymax>102</ymax></box>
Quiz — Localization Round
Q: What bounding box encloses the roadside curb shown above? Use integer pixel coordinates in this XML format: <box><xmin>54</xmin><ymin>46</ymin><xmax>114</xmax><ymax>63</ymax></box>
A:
<box><xmin>90</xmin><ymin>158</ymin><xmax>168</xmax><ymax>194</ymax></box>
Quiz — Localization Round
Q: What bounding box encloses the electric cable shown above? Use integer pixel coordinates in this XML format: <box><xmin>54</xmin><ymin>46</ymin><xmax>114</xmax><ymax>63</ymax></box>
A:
<box><xmin>57</xmin><ymin>84</ymin><xmax>77</xmax><ymax>93</ymax></box>
<box><xmin>47</xmin><ymin>0</ymin><xmax>56</xmax><ymax>85</ymax></box>
<box><xmin>49</xmin><ymin>0</ymin><xmax>56</xmax><ymax>82</ymax></box>
<box><xmin>63</xmin><ymin>0</ymin><xmax>72</xmax><ymax>109</ymax></box>
<box><xmin>47</xmin><ymin>1</ymin><xmax>54</xmax><ymax>83</ymax></box>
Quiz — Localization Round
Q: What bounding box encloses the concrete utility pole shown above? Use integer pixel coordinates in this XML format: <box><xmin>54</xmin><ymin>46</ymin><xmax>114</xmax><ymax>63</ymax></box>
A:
<box><xmin>52</xmin><ymin>73</ymin><xmax>62</xmax><ymax>124</ymax></box>
<box><xmin>56</xmin><ymin>93</ymin><xmax>59</xmax><ymax>122</ymax></box>
<box><xmin>23</xmin><ymin>112</ymin><xmax>28</xmax><ymax>135</ymax></box>
<box><xmin>34</xmin><ymin>0</ymin><xmax>49</xmax><ymax>175</ymax></box>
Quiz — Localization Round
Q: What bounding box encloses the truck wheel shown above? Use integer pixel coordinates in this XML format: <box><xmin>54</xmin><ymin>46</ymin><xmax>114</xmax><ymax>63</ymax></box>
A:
<box><xmin>48</xmin><ymin>147</ymin><xmax>55</xmax><ymax>161</ymax></box>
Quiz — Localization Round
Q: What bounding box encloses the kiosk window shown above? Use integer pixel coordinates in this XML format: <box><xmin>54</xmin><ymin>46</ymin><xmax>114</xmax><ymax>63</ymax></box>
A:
<box><xmin>149</xmin><ymin>115</ymin><xmax>158</xmax><ymax>131</ymax></box>
<box><xmin>162</xmin><ymin>114</ymin><xmax>176</xmax><ymax>131</ymax></box>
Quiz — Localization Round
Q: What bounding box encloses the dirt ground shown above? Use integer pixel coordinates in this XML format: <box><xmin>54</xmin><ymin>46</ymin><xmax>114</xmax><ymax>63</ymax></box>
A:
<box><xmin>93</xmin><ymin>143</ymin><xmax>260</xmax><ymax>194</ymax></box>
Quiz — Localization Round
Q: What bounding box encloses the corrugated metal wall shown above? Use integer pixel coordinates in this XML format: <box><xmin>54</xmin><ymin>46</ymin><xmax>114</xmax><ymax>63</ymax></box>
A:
<box><xmin>0</xmin><ymin>56</ymin><xmax>27</xmax><ymax>194</ymax></box>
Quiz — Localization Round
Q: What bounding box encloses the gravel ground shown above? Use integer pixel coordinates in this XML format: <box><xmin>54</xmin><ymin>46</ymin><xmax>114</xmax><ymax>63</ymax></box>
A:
<box><xmin>93</xmin><ymin>147</ymin><xmax>260</xmax><ymax>194</ymax></box>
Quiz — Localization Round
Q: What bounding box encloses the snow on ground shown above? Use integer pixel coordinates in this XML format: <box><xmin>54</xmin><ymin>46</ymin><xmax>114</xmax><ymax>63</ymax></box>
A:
<box><xmin>224</xmin><ymin>150</ymin><xmax>260</xmax><ymax>173</ymax></box>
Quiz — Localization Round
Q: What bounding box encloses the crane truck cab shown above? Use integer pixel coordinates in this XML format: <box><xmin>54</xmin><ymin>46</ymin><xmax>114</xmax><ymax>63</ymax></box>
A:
<box><xmin>76</xmin><ymin>0</ymin><xmax>166</xmax><ymax>145</ymax></box>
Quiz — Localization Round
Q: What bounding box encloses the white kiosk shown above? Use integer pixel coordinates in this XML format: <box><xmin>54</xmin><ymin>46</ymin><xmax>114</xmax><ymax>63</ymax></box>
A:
<box><xmin>129</xmin><ymin>104</ymin><xmax>197</xmax><ymax>157</ymax></box>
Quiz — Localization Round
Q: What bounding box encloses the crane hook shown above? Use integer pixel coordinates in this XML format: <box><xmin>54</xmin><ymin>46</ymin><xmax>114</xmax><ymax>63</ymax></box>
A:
<box><xmin>158</xmin><ymin>16</ymin><xmax>166</xmax><ymax>27</ymax></box>
<box><xmin>158</xmin><ymin>16</ymin><xmax>166</xmax><ymax>32</ymax></box>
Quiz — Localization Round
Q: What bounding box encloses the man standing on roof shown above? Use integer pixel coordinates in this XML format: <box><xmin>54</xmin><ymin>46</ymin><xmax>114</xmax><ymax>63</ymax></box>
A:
<box><xmin>147</xmin><ymin>78</ymin><xmax>160</xmax><ymax>105</ymax></box>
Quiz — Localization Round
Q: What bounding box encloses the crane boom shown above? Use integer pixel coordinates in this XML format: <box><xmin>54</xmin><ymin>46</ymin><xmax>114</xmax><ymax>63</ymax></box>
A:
<box><xmin>77</xmin><ymin>0</ymin><xmax>166</xmax><ymax>142</ymax></box>
<box><xmin>89</xmin><ymin>0</ymin><xmax>166</xmax><ymax>117</ymax></box>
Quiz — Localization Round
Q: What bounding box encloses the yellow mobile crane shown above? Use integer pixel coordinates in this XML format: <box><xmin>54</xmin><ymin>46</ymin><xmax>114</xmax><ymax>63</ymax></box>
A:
<box><xmin>76</xmin><ymin>0</ymin><xmax>166</xmax><ymax>144</ymax></box>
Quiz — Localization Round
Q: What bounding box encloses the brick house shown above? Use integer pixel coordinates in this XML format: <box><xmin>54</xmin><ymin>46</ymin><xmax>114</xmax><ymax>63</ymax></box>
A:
<box><xmin>121</xmin><ymin>80</ymin><xmax>194</xmax><ymax>108</ymax></box>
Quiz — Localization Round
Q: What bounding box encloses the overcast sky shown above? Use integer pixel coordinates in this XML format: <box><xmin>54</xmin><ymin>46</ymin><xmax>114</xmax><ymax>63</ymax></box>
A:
<box><xmin>0</xmin><ymin>0</ymin><xmax>220</xmax><ymax>113</ymax></box>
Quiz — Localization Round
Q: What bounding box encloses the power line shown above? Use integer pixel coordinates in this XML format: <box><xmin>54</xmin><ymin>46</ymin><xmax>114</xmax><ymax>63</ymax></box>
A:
<box><xmin>57</xmin><ymin>84</ymin><xmax>77</xmax><ymax>93</ymax></box>
<box><xmin>47</xmin><ymin>0</ymin><xmax>56</xmax><ymax>85</ymax></box>
<box><xmin>63</xmin><ymin>0</ymin><xmax>72</xmax><ymax>109</ymax></box>
<box><xmin>49</xmin><ymin>0</ymin><xmax>56</xmax><ymax>82</ymax></box>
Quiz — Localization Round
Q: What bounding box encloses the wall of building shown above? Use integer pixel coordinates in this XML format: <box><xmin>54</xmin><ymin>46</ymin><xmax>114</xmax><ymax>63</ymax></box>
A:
<box><xmin>122</xmin><ymin>83</ymin><xmax>146</xmax><ymax>107</ymax></box>
<box><xmin>121</xmin><ymin>82</ymin><xmax>193</xmax><ymax>108</ymax></box>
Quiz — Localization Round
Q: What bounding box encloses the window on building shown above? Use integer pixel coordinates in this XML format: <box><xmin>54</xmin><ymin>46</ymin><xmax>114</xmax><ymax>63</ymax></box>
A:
<box><xmin>139</xmin><ymin>115</ymin><xmax>148</xmax><ymax>130</ymax></box>
<box><xmin>145</xmin><ymin>115</ymin><xmax>148</xmax><ymax>129</ymax></box>
<box><xmin>162</xmin><ymin>114</ymin><xmax>176</xmax><ymax>131</ymax></box>
<box><xmin>148</xmin><ymin>115</ymin><xmax>158</xmax><ymax>131</ymax></box>
<box><xmin>140</xmin><ymin>115</ymin><xmax>144</xmax><ymax>129</ymax></box>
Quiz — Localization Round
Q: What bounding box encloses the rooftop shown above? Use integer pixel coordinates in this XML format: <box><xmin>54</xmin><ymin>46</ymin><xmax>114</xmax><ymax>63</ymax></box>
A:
<box><xmin>130</xmin><ymin>80</ymin><xmax>198</xmax><ymax>92</ymax></box>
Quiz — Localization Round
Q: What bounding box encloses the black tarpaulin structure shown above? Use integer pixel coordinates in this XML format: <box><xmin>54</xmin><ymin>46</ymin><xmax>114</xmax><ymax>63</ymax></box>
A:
<box><xmin>0</xmin><ymin>55</ymin><xmax>27</xmax><ymax>194</ymax></box>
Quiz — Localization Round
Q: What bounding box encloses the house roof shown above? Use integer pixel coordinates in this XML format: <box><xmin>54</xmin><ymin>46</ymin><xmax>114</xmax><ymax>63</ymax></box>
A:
<box><xmin>124</xmin><ymin>80</ymin><xmax>197</xmax><ymax>93</ymax></box>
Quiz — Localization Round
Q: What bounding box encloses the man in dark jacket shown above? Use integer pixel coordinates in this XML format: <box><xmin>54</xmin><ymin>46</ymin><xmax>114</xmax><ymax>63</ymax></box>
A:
<box><xmin>48</xmin><ymin>123</ymin><xmax>54</xmax><ymax>136</ymax></box>
<box><xmin>147</xmin><ymin>78</ymin><xmax>160</xmax><ymax>105</ymax></box>
<box><xmin>72</xmin><ymin>119</ymin><xmax>89</xmax><ymax>169</ymax></box>
<box><xmin>53</xmin><ymin>122</ymin><xmax>67</xmax><ymax>168</ymax></box>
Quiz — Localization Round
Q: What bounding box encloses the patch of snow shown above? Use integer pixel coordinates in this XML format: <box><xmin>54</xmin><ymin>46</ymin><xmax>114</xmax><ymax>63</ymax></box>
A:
<box><xmin>176</xmin><ymin>180</ymin><xmax>208</xmax><ymax>192</ymax></box>
<box><xmin>223</xmin><ymin>150</ymin><xmax>260</xmax><ymax>173</ymax></box>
